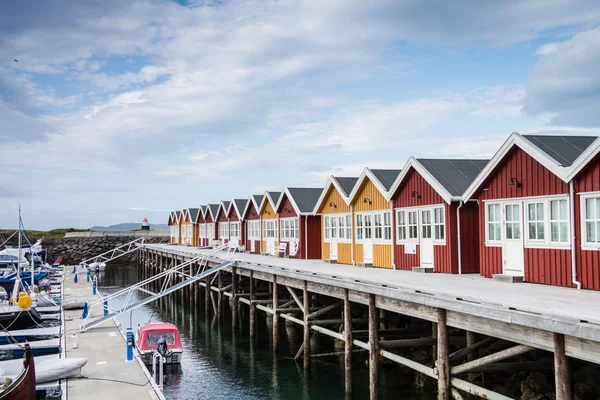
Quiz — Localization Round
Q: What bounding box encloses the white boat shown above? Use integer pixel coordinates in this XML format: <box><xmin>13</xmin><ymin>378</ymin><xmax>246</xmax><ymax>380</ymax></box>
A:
<box><xmin>88</xmin><ymin>262</ymin><xmax>107</xmax><ymax>271</ymax></box>
<box><xmin>0</xmin><ymin>355</ymin><xmax>87</xmax><ymax>383</ymax></box>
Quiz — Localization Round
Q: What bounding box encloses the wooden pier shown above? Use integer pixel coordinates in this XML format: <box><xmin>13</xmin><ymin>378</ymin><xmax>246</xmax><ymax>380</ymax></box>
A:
<box><xmin>139</xmin><ymin>243</ymin><xmax>600</xmax><ymax>399</ymax></box>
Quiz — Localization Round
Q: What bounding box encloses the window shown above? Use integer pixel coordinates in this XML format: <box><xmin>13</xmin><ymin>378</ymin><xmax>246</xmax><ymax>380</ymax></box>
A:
<box><xmin>421</xmin><ymin>210</ymin><xmax>432</xmax><ymax>239</ymax></box>
<box><xmin>281</xmin><ymin>218</ymin><xmax>299</xmax><ymax>240</ymax></box>
<box><xmin>356</xmin><ymin>214</ymin><xmax>363</xmax><ymax>240</ymax></box>
<box><xmin>487</xmin><ymin>203</ymin><xmax>501</xmax><ymax>242</ymax></box>
<box><xmin>505</xmin><ymin>204</ymin><xmax>521</xmax><ymax>240</ymax></box>
<box><xmin>433</xmin><ymin>207</ymin><xmax>444</xmax><ymax>241</ymax></box>
<box><xmin>324</xmin><ymin>216</ymin><xmax>330</xmax><ymax>240</ymax></box>
<box><xmin>219</xmin><ymin>222</ymin><xmax>229</xmax><ymax>239</ymax></box>
<box><xmin>248</xmin><ymin>221</ymin><xmax>260</xmax><ymax>239</ymax></box>
<box><xmin>527</xmin><ymin>202</ymin><xmax>545</xmax><ymax>241</ymax></box>
<box><xmin>338</xmin><ymin>215</ymin><xmax>345</xmax><ymax>239</ymax></box>
<box><xmin>374</xmin><ymin>214</ymin><xmax>382</xmax><ymax>239</ymax></box>
<box><xmin>199</xmin><ymin>224</ymin><xmax>206</xmax><ymax>238</ymax></box>
<box><xmin>408</xmin><ymin>211</ymin><xmax>418</xmax><ymax>240</ymax></box>
<box><xmin>346</xmin><ymin>215</ymin><xmax>352</xmax><ymax>239</ymax></box>
<box><xmin>364</xmin><ymin>214</ymin><xmax>372</xmax><ymax>239</ymax></box>
<box><xmin>383</xmin><ymin>212</ymin><xmax>392</xmax><ymax>241</ymax></box>
<box><xmin>396</xmin><ymin>210</ymin><xmax>407</xmax><ymax>241</ymax></box>
<box><xmin>331</xmin><ymin>216</ymin><xmax>337</xmax><ymax>239</ymax></box>
<box><xmin>230</xmin><ymin>222</ymin><xmax>240</xmax><ymax>238</ymax></box>
<box><xmin>584</xmin><ymin>196</ymin><xmax>600</xmax><ymax>245</ymax></box>
<box><xmin>263</xmin><ymin>220</ymin><xmax>277</xmax><ymax>238</ymax></box>
<box><xmin>550</xmin><ymin>199</ymin><xmax>568</xmax><ymax>243</ymax></box>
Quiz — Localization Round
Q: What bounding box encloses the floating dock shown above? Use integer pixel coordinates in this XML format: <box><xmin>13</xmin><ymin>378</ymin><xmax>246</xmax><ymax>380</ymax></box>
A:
<box><xmin>139</xmin><ymin>243</ymin><xmax>600</xmax><ymax>400</ymax></box>
<box><xmin>63</xmin><ymin>267</ymin><xmax>161</xmax><ymax>400</ymax></box>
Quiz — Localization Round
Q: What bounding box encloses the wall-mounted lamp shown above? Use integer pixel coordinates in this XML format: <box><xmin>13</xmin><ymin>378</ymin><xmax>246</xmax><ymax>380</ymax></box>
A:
<box><xmin>329</xmin><ymin>202</ymin><xmax>337</xmax><ymax>208</ymax></box>
<box><xmin>411</xmin><ymin>191</ymin><xmax>421</xmax><ymax>199</ymax></box>
<box><xmin>284</xmin><ymin>207</ymin><xmax>291</xmax><ymax>213</ymax></box>
<box><xmin>363</xmin><ymin>197</ymin><xmax>372</xmax><ymax>205</ymax></box>
<box><xmin>508</xmin><ymin>178</ymin><xmax>521</xmax><ymax>188</ymax></box>
<box><xmin>265</xmin><ymin>210</ymin><xmax>271</xmax><ymax>215</ymax></box>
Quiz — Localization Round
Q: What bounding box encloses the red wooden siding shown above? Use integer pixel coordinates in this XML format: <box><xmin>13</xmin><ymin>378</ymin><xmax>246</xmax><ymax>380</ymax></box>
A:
<box><xmin>476</xmin><ymin>146</ymin><xmax>571</xmax><ymax>284</ymax></box>
<box><xmin>391</xmin><ymin>168</ymin><xmax>477</xmax><ymax>274</ymax></box>
<box><xmin>216</xmin><ymin>208</ymin><xmax>228</xmax><ymax>222</ymax></box>
<box><xmin>277</xmin><ymin>195</ymin><xmax>298</xmax><ymax>218</ymax></box>
<box><xmin>459</xmin><ymin>201</ymin><xmax>480</xmax><ymax>274</ymax></box>
<box><xmin>575</xmin><ymin>154</ymin><xmax>600</xmax><ymax>290</ymax></box>
<box><xmin>296</xmin><ymin>216</ymin><xmax>321</xmax><ymax>259</ymax></box>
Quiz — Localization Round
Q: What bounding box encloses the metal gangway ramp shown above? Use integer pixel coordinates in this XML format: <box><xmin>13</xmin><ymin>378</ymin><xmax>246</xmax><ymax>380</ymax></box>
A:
<box><xmin>81</xmin><ymin>237</ymin><xmax>146</xmax><ymax>268</ymax></box>
<box><xmin>80</xmin><ymin>243</ymin><xmax>236</xmax><ymax>332</ymax></box>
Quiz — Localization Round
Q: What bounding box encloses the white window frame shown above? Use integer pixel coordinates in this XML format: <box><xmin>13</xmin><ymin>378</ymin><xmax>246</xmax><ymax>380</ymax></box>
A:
<box><xmin>324</xmin><ymin>216</ymin><xmax>331</xmax><ymax>241</ymax></box>
<box><xmin>485</xmin><ymin>202</ymin><xmax>502</xmax><ymax>246</ymax></box>
<box><xmin>581</xmin><ymin>192</ymin><xmax>600</xmax><ymax>250</ymax></box>
<box><xmin>199</xmin><ymin>224</ymin><xmax>206</xmax><ymax>239</ymax></box>
<box><xmin>356</xmin><ymin>211</ymin><xmax>392</xmax><ymax>244</ymax></box>
<box><xmin>525</xmin><ymin>201</ymin><xmax>545</xmax><ymax>243</ymax></box>
<box><xmin>263</xmin><ymin>220</ymin><xmax>277</xmax><ymax>239</ymax></box>
<box><xmin>248</xmin><ymin>220</ymin><xmax>260</xmax><ymax>240</ymax></box>
<box><xmin>207</xmin><ymin>223</ymin><xmax>215</xmax><ymax>239</ymax></box>
<box><xmin>280</xmin><ymin>217</ymin><xmax>299</xmax><ymax>241</ymax></box>
<box><xmin>395</xmin><ymin>205</ymin><xmax>444</xmax><ymax>244</ymax></box>
<box><xmin>433</xmin><ymin>206</ymin><xmax>445</xmax><ymax>242</ymax></box>
<box><xmin>230</xmin><ymin>221</ymin><xmax>241</xmax><ymax>239</ymax></box>
<box><xmin>219</xmin><ymin>222</ymin><xmax>229</xmax><ymax>240</ymax></box>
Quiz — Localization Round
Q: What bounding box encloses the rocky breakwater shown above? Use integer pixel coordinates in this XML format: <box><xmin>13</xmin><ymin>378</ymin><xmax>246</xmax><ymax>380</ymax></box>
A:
<box><xmin>46</xmin><ymin>236</ymin><xmax>169</xmax><ymax>266</ymax></box>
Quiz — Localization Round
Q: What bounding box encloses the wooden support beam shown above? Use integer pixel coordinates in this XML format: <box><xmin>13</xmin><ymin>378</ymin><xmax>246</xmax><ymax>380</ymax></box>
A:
<box><xmin>232</xmin><ymin>267</ymin><xmax>238</xmax><ymax>329</ymax></box>
<box><xmin>205</xmin><ymin>275</ymin><xmax>211</xmax><ymax>315</ymax></box>
<box><xmin>288</xmin><ymin>286</ymin><xmax>304</xmax><ymax>310</ymax></box>
<box><xmin>210</xmin><ymin>290</ymin><xmax>217</xmax><ymax>315</ymax></box>
<box><xmin>273</xmin><ymin>276</ymin><xmax>279</xmax><ymax>353</ymax></box>
<box><xmin>450</xmin><ymin>344</ymin><xmax>534</xmax><ymax>375</ymax></box>
<box><xmin>307</xmin><ymin>301</ymin><xmax>343</xmax><ymax>320</ymax></box>
<box><xmin>450</xmin><ymin>378</ymin><xmax>512</xmax><ymax>400</ymax></box>
<box><xmin>344</xmin><ymin>289</ymin><xmax>352</xmax><ymax>395</ymax></box>
<box><xmin>303</xmin><ymin>281</ymin><xmax>310</xmax><ymax>371</ymax></box>
<box><xmin>369</xmin><ymin>293</ymin><xmax>379</xmax><ymax>400</ymax></box>
<box><xmin>219</xmin><ymin>283</ymin><xmax>233</xmax><ymax>293</ymax></box>
<box><xmin>451</xmin><ymin>388</ymin><xmax>466</xmax><ymax>400</ymax></box>
<box><xmin>437</xmin><ymin>309</ymin><xmax>449</xmax><ymax>400</ymax></box>
<box><xmin>553</xmin><ymin>333</ymin><xmax>572</xmax><ymax>400</ymax></box>
<box><xmin>381</xmin><ymin>337</ymin><xmax>465</xmax><ymax>349</ymax></box>
<box><xmin>449</xmin><ymin>337</ymin><xmax>495</xmax><ymax>363</ymax></box>
<box><xmin>466</xmin><ymin>360</ymin><xmax>553</xmax><ymax>373</ymax></box>
<box><xmin>249</xmin><ymin>271</ymin><xmax>255</xmax><ymax>340</ymax></box>
<box><xmin>217</xmin><ymin>270</ymin><xmax>223</xmax><ymax>321</ymax></box>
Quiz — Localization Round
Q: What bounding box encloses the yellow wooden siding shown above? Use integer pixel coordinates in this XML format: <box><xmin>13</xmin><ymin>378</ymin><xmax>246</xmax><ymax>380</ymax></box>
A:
<box><xmin>373</xmin><ymin>244</ymin><xmax>393</xmax><ymax>269</ymax></box>
<box><xmin>351</xmin><ymin>179</ymin><xmax>388</xmax><ymax>212</ymax></box>
<box><xmin>354</xmin><ymin>243</ymin><xmax>364</xmax><ymax>263</ymax></box>
<box><xmin>322</xmin><ymin>242</ymin><xmax>330</xmax><ymax>260</ymax></box>
<box><xmin>192</xmin><ymin>225</ymin><xmax>199</xmax><ymax>246</ymax></box>
<box><xmin>338</xmin><ymin>243</ymin><xmax>353</xmax><ymax>265</ymax></box>
<box><xmin>317</xmin><ymin>187</ymin><xmax>350</xmax><ymax>214</ymax></box>
<box><xmin>261</xmin><ymin>240</ymin><xmax>279</xmax><ymax>255</ymax></box>
<box><xmin>260</xmin><ymin>201</ymin><xmax>277</xmax><ymax>219</ymax></box>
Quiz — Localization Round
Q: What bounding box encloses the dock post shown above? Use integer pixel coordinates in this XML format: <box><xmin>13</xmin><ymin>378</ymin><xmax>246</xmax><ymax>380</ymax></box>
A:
<box><xmin>466</xmin><ymin>330</ymin><xmax>477</xmax><ymax>383</ymax></box>
<box><xmin>303</xmin><ymin>280</ymin><xmax>310</xmax><ymax>371</ymax></box>
<box><xmin>368</xmin><ymin>294</ymin><xmax>379</xmax><ymax>400</ymax></box>
<box><xmin>344</xmin><ymin>288</ymin><xmax>352</xmax><ymax>395</ymax></box>
<box><xmin>437</xmin><ymin>309</ymin><xmax>449</xmax><ymax>400</ymax></box>
<box><xmin>249</xmin><ymin>271</ymin><xmax>255</xmax><ymax>339</ymax></box>
<box><xmin>217</xmin><ymin>270</ymin><xmax>223</xmax><ymax>321</ymax></box>
<box><xmin>272</xmin><ymin>276</ymin><xmax>279</xmax><ymax>353</ymax></box>
<box><xmin>232</xmin><ymin>267</ymin><xmax>238</xmax><ymax>329</ymax></box>
<box><xmin>553</xmin><ymin>333</ymin><xmax>572</xmax><ymax>400</ymax></box>
<box><xmin>205</xmin><ymin>274</ymin><xmax>211</xmax><ymax>316</ymax></box>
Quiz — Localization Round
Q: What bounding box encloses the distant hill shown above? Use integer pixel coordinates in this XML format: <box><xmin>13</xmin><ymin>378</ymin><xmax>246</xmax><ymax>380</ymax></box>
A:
<box><xmin>89</xmin><ymin>223</ymin><xmax>169</xmax><ymax>232</ymax></box>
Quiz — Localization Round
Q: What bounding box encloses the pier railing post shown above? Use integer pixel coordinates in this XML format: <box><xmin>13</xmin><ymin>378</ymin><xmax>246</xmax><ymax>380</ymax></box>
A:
<box><xmin>303</xmin><ymin>280</ymin><xmax>310</xmax><ymax>371</ymax></box>
<box><xmin>344</xmin><ymin>288</ymin><xmax>353</xmax><ymax>395</ymax></box>
<box><xmin>368</xmin><ymin>293</ymin><xmax>379</xmax><ymax>400</ymax></box>
<box><xmin>553</xmin><ymin>333</ymin><xmax>572</xmax><ymax>400</ymax></box>
<box><xmin>249</xmin><ymin>271</ymin><xmax>255</xmax><ymax>340</ymax></box>
<box><xmin>232</xmin><ymin>266</ymin><xmax>238</xmax><ymax>329</ymax></box>
<box><xmin>273</xmin><ymin>276</ymin><xmax>279</xmax><ymax>353</ymax></box>
<box><xmin>437</xmin><ymin>308</ymin><xmax>449</xmax><ymax>400</ymax></box>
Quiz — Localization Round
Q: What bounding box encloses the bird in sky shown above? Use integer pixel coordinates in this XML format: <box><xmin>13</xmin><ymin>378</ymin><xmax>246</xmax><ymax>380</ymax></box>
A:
<box><xmin>13</xmin><ymin>59</ymin><xmax>18</xmax><ymax>62</ymax></box>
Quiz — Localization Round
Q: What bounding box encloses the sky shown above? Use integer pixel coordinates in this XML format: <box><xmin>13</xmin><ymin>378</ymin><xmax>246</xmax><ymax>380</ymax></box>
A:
<box><xmin>1</xmin><ymin>0</ymin><xmax>600</xmax><ymax>230</ymax></box>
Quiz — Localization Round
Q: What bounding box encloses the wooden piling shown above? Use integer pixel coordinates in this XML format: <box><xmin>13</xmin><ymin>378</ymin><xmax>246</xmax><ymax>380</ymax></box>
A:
<box><xmin>437</xmin><ymin>309</ymin><xmax>449</xmax><ymax>400</ymax></box>
<box><xmin>273</xmin><ymin>276</ymin><xmax>279</xmax><ymax>353</ymax></box>
<box><xmin>303</xmin><ymin>281</ymin><xmax>310</xmax><ymax>371</ymax></box>
<box><xmin>205</xmin><ymin>274</ymin><xmax>211</xmax><ymax>315</ymax></box>
<box><xmin>553</xmin><ymin>333</ymin><xmax>572</xmax><ymax>400</ymax></box>
<box><xmin>249</xmin><ymin>271</ymin><xmax>255</xmax><ymax>339</ymax></box>
<box><xmin>217</xmin><ymin>270</ymin><xmax>223</xmax><ymax>321</ymax></box>
<box><xmin>344</xmin><ymin>289</ymin><xmax>352</xmax><ymax>395</ymax></box>
<box><xmin>232</xmin><ymin>267</ymin><xmax>238</xmax><ymax>329</ymax></box>
<box><xmin>369</xmin><ymin>293</ymin><xmax>379</xmax><ymax>400</ymax></box>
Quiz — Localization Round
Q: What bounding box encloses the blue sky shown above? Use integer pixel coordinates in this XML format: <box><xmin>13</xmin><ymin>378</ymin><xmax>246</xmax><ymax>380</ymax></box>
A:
<box><xmin>1</xmin><ymin>0</ymin><xmax>599</xmax><ymax>230</ymax></box>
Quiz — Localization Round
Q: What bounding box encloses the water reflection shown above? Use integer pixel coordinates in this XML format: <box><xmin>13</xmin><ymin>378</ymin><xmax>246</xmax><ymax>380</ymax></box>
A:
<box><xmin>99</xmin><ymin>265</ymin><xmax>433</xmax><ymax>400</ymax></box>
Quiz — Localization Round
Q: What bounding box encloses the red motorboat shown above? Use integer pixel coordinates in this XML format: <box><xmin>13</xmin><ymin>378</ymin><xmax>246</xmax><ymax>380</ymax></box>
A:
<box><xmin>0</xmin><ymin>344</ymin><xmax>35</xmax><ymax>399</ymax></box>
<box><xmin>135</xmin><ymin>323</ymin><xmax>183</xmax><ymax>365</ymax></box>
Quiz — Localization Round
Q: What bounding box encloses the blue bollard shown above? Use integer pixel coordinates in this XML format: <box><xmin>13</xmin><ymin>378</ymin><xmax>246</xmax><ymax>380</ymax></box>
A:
<box><xmin>74</xmin><ymin>272</ymin><xmax>78</xmax><ymax>284</ymax></box>
<box><xmin>103</xmin><ymin>300</ymin><xmax>108</xmax><ymax>316</ymax></box>
<box><xmin>81</xmin><ymin>302</ymin><xmax>88</xmax><ymax>319</ymax></box>
<box><xmin>126</xmin><ymin>329</ymin><xmax>134</xmax><ymax>362</ymax></box>
<box><xmin>72</xmin><ymin>265</ymin><xmax>76</xmax><ymax>274</ymax></box>
<box><xmin>92</xmin><ymin>278</ymin><xmax>97</xmax><ymax>296</ymax></box>
<box><xmin>86</xmin><ymin>273</ymin><xmax>90</xmax><ymax>283</ymax></box>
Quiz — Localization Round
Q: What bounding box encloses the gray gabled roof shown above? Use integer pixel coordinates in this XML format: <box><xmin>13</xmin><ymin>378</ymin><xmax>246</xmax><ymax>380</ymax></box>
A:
<box><xmin>233</xmin><ymin>199</ymin><xmax>248</xmax><ymax>217</ymax></box>
<box><xmin>222</xmin><ymin>201</ymin><xmax>231</xmax><ymax>214</ymax></box>
<box><xmin>287</xmin><ymin>188</ymin><xmax>324</xmax><ymax>214</ymax></box>
<box><xmin>334</xmin><ymin>177</ymin><xmax>358</xmax><ymax>197</ymax></box>
<box><xmin>371</xmin><ymin>169</ymin><xmax>402</xmax><ymax>191</ymax></box>
<box><xmin>208</xmin><ymin>204</ymin><xmax>220</xmax><ymax>219</ymax></box>
<box><xmin>269</xmin><ymin>191</ymin><xmax>282</xmax><ymax>205</ymax></box>
<box><xmin>199</xmin><ymin>205</ymin><xmax>207</xmax><ymax>218</ymax></box>
<box><xmin>188</xmin><ymin>208</ymin><xmax>199</xmax><ymax>222</ymax></box>
<box><xmin>417</xmin><ymin>159</ymin><xmax>490</xmax><ymax>197</ymax></box>
<box><xmin>252</xmin><ymin>195</ymin><xmax>263</xmax><ymax>208</ymax></box>
<box><xmin>523</xmin><ymin>135</ymin><xmax>598</xmax><ymax>167</ymax></box>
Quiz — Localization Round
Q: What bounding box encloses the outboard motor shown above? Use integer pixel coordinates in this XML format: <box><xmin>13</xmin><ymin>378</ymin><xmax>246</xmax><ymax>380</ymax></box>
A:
<box><xmin>157</xmin><ymin>337</ymin><xmax>171</xmax><ymax>357</ymax></box>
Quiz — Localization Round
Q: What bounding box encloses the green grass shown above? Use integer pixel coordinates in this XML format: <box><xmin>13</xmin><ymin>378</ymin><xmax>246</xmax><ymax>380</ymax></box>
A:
<box><xmin>0</xmin><ymin>228</ymin><xmax>85</xmax><ymax>241</ymax></box>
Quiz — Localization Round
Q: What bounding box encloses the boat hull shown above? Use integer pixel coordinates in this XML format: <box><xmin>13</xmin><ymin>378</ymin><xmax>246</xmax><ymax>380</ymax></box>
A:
<box><xmin>139</xmin><ymin>350</ymin><xmax>182</xmax><ymax>365</ymax></box>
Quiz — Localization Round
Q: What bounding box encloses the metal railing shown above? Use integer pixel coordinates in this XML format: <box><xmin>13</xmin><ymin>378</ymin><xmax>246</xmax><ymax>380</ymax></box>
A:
<box><xmin>81</xmin><ymin>237</ymin><xmax>145</xmax><ymax>266</ymax></box>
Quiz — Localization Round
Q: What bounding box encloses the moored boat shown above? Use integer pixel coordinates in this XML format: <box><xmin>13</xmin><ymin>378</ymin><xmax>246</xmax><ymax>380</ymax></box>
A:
<box><xmin>0</xmin><ymin>344</ymin><xmax>35</xmax><ymax>399</ymax></box>
<box><xmin>135</xmin><ymin>323</ymin><xmax>182</xmax><ymax>365</ymax></box>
